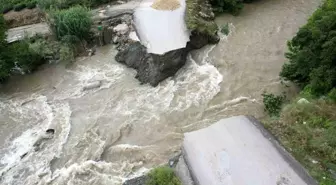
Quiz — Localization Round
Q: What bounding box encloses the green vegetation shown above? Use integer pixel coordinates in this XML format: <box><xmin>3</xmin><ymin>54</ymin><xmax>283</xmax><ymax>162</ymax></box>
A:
<box><xmin>210</xmin><ymin>0</ymin><xmax>255</xmax><ymax>15</ymax></box>
<box><xmin>0</xmin><ymin>15</ymin><xmax>46</xmax><ymax>81</ymax></box>
<box><xmin>0</xmin><ymin>0</ymin><xmax>37</xmax><ymax>13</ymax></box>
<box><xmin>263</xmin><ymin>1</ymin><xmax>336</xmax><ymax>184</ymax></box>
<box><xmin>280</xmin><ymin>0</ymin><xmax>336</xmax><ymax>96</ymax></box>
<box><xmin>221</xmin><ymin>23</ymin><xmax>230</xmax><ymax>35</ymax></box>
<box><xmin>37</xmin><ymin>0</ymin><xmax>113</xmax><ymax>10</ymax></box>
<box><xmin>0</xmin><ymin>4</ymin><xmax>93</xmax><ymax>82</ymax></box>
<box><xmin>185</xmin><ymin>0</ymin><xmax>218</xmax><ymax>37</ymax></box>
<box><xmin>262</xmin><ymin>92</ymin><xmax>286</xmax><ymax>117</ymax></box>
<box><xmin>47</xmin><ymin>6</ymin><xmax>92</xmax><ymax>44</ymax></box>
<box><xmin>146</xmin><ymin>167</ymin><xmax>182</xmax><ymax>185</ymax></box>
<box><xmin>264</xmin><ymin>97</ymin><xmax>336</xmax><ymax>184</ymax></box>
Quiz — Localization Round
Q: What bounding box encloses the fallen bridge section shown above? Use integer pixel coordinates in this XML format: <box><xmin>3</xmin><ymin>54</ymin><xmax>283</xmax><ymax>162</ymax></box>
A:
<box><xmin>183</xmin><ymin>116</ymin><xmax>317</xmax><ymax>185</ymax></box>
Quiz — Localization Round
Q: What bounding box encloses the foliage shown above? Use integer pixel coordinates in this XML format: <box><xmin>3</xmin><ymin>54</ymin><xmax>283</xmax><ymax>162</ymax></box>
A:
<box><xmin>29</xmin><ymin>36</ymin><xmax>75</xmax><ymax>63</ymax></box>
<box><xmin>0</xmin><ymin>0</ymin><xmax>37</xmax><ymax>13</ymax></box>
<box><xmin>37</xmin><ymin>0</ymin><xmax>112</xmax><ymax>10</ymax></box>
<box><xmin>0</xmin><ymin>14</ymin><xmax>6</xmax><ymax>48</ymax></box>
<box><xmin>221</xmin><ymin>23</ymin><xmax>229</xmax><ymax>35</ymax></box>
<box><xmin>328</xmin><ymin>88</ymin><xmax>336</xmax><ymax>102</ymax></box>
<box><xmin>1</xmin><ymin>5</ymin><xmax>13</xmax><ymax>14</ymax></box>
<box><xmin>280</xmin><ymin>0</ymin><xmax>336</xmax><ymax>96</ymax></box>
<box><xmin>185</xmin><ymin>0</ymin><xmax>218</xmax><ymax>37</ymax></box>
<box><xmin>8</xmin><ymin>41</ymin><xmax>44</xmax><ymax>74</ymax></box>
<box><xmin>27</xmin><ymin>1</ymin><xmax>37</xmax><ymax>9</ymax></box>
<box><xmin>0</xmin><ymin>14</ymin><xmax>12</xmax><ymax>81</ymax></box>
<box><xmin>263</xmin><ymin>98</ymin><xmax>336</xmax><ymax>184</ymax></box>
<box><xmin>13</xmin><ymin>3</ymin><xmax>27</xmax><ymax>11</ymax></box>
<box><xmin>146</xmin><ymin>167</ymin><xmax>182</xmax><ymax>185</ymax></box>
<box><xmin>210</xmin><ymin>0</ymin><xmax>255</xmax><ymax>15</ymax></box>
<box><xmin>59</xmin><ymin>44</ymin><xmax>74</xmax><ymax>62</ymax></box>
<box><xmin>262</xmin><ymin>92</ymin><xmax>286</xmax><ymax>117</ymax></box>
<box><xmin>48</xmin><ymin>6</ymin><xmax>92</xmax><ymax>44</ymax></box>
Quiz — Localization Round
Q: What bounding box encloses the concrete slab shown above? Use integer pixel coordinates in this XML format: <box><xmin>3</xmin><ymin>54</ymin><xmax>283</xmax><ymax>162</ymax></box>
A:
<box><xmin>134</xmin><ymin>0</ymin><xmax>190</xmax><ymax>54</ymax></box>
<box><xmin>6</xmin><ymin>23</ymin><xmax>50</xmax><ymax>43</ymax></box>
<box><xmin>183</xmin><ymin>116</ymin><xmax>317</xmax><ymax>185</ymax></box>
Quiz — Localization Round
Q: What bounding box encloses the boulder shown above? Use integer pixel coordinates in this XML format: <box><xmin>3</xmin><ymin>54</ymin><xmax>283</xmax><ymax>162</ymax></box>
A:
<box><xmin>113</xmin><ymin>23</ymin><xmax>129</xmax><ymax>35</ymax></box>
<box><xmin>82</xmin><ymin>81</ymin><xmax>102</xmax><ymax>91</ymax></box>
<box><xmin>116</xmin><ymin>42</ymin><xmax>188</xmax><ymax>86</ymax></box>
<box><xmin>297</xmin><ymin>98</ymin><xmax>310</xmax><ymax>104</ymax></box>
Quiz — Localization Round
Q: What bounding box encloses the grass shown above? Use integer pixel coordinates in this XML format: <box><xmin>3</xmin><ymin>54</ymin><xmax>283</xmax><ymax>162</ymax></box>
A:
<box><xmin>263</xmin><ymin>97</ymin><xmax>336</xmax><ymax>185</ymax></box>
<box><xmin>146</xmin><ymin>166</ymin><xmax>182</xmax><ymax>185</ymax></box>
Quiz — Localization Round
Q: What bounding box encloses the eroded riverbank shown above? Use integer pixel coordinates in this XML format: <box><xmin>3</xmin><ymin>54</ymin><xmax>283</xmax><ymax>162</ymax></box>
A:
<box><xmin>0</xmin><ymin>0</ymin><xmax>321</xmax><ymax>184</ymax></box>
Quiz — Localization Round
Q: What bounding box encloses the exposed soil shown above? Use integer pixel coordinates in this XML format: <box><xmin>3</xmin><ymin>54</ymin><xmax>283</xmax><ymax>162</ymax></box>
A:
<box><xmin>151</xmin><ymin>0</ymin><xmax>181</xmax><ymax>10</ymax></box>
<box><xmin>4</xmin><ymin>8</ymin><xmax>44</xmax><ymax>28</ymax></box>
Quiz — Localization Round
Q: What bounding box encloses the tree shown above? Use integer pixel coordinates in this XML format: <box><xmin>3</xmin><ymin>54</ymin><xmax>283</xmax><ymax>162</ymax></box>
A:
<box><xmin>280</xmin><ymin>0</ymin><xmax>336</xmax><ymax>95</ymax></box>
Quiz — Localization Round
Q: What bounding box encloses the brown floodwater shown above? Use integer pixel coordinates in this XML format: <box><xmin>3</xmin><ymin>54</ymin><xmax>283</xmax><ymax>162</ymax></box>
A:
<box><xmin>0</xmin><ymin>0</ymin><xmax>320</xmax><ymax>184</ymax></box>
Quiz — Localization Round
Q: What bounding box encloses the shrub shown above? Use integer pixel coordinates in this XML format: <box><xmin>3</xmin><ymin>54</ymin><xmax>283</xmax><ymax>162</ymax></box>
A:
<box><xmin>328</xmin><ymin>88</ymin><xmax>336</xmax><ymax>102</ymax></box>
<box><xmin>27</xmin><ymin>2</ymin><xmax>37</xmax><ymax>9</ymax></box>
<box><xmin>48</xmin><ymin>6</ymin><xmax>92</xmax><ymax>44</ymax></box>
<box><xmin>13</xmin><ymin>3</ymin><xmax>27</xmax><ymax>12</ymax></box>
<box><xmin>185</xmin><ymin>0</ymin><xmax>218</xmax><ymax>37</ymax></box>
<box><xmin>146</xmin><ymin>167</ymin><xmax>182</xmax><ymax>185</ymax></box>
<box><xmin>210</xmin><ymin>0</ymin><xmax>256</xmax><ymax>15</ymax></box>
<box><xmin>1</xmin><ymin>5</ymin><xmax>14</xmax><ymax>14</ymax></box>
<box><xmin>264</xmin><ymin>99</ymin><xmax>336</xmax><ymax>183</ymax></box>
<box><xmin>280</xmin><ymin>0</ymin><xmax>336</xmax><ymax>96</ymax></box>
<box><xmin>37</xmin><ymin>0</ymin><xmax>94</xmax><ymax>10</ymax></box>
<box><xmin>221</xmin><ymin>23</ymin><xmax>229</xmax><ymax>35</ymax></box>
<box><xmin>0</xmin><ymin>14</ymin><xmax>12</xmax><ymax>82</ymax></box>
<box><xmin>210</xmin><ymin>0</ymin><xmax>244</xmax><ymax>15</ymax></box>
<box><xmin>8</xmin><ymin>41</ymin><xmax>44</xmax><ymax>73</ymax></box>
<box><xmin>37</xmin><ymin>0</ymin><xmax>57</xmax><ymax>10</ymax></box>
<box><xmin>59</xmin><ymin>44</ymin><xmax>74</xmax><ymax>62</ymax></box>
<box><xmin>262</xmin><ymin>92</ymin><xmax>286</xmax><ymax>116</ymax></box>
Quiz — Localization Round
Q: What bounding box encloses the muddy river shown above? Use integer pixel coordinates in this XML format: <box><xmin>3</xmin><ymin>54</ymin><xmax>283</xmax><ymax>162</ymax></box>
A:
<box><xmin>0</xmin><ymin>0</ymin><xmax>320</xmax><ymax>184</ymax></box>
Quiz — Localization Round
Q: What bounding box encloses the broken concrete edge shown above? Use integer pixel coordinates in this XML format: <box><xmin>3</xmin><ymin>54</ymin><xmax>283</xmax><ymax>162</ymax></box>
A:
<box><xmin>246</xmin><ymin>116</ymin><xmax>318</xmax><ymax>185</ymax></box>
<box><xmin>181</xmin><ymin>147</ymin><xmax>200</xmax><ymax>185</ymax></box>
<box><xmin>182</xmin><ymin>116</ymin><xmax>318</xmax><ymax>185</ymax></box>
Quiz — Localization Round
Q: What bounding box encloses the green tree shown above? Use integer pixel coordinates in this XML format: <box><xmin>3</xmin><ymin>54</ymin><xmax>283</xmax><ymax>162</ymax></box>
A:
<box><xmin>210</xmin><ymin>0</ymin><xmax>255</xmax><ymax>15</ymax></box>
<box><xmin>0</xmin><ymin>14</ymin><xmax>13</xmax><ymax>81</ymax></box>
<box><xmin>280</xmin><ymin>0</ymin><xmax>336</xmax><ymax>96</ymax></box>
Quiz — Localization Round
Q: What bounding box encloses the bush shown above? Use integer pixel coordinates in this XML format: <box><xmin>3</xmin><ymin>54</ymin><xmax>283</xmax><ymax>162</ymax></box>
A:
<box><xmin>0</xmin><ymin>14</ymin><xmax>12</xmax><ymax>82</ymax></box>
<box><xmin>262</xmin><ymin>92</ymin><xmax>286</xmax><ymax>116</ymax></box>
<box><xmin>8</xmin><ymin>41</ymin><xmax>44</xmax><ymax>74</ymax></box>
<box><xmin>27</xmin><ymin>2</ymin><xmax>37</xmax><ymax>9</ymax></box>
<box><xmin>221</xmin><ymin>23</ymin><xmax>230</xmax><ymax>35</ymax></box>
<box><xmin>185</xmin><ymin>0</ymin><xmax>218</xmax><ymax>37</ymax></box>
<box><xmin>211</xmin><ymin>0</ymin><xmax>244</xmax><ymax>15</ymax></box>
<box><xmin>264</xmin><ymin>99</ymin><xmax>336</xmax><ymax>184</ymax></box>
<box><xmin>280</xmin><ymin>0</ymin><xmax>336</xmax><ymax>96</ymax></box>
<box><xmin>48</xmin><ymin>6</ymin><xmax>92</xmax><ymax>44</ymax></box>
<box><xmin>328</xmin><ymin>88</ymin><xmax>336</xmax><ymax>102</ymax></box>
<box><xmin>146</xmin><ymin>167</ymin><xmax>182</xmax><ymax>185</ymax></box>
<box><xmin>13</xmin><ymin>3</ymin><xmax>27</xmax><ymax>11</ymax></box>
<box><xmin>37</xmin><ymin>0</ymin><xmax>95</xmax><ymax>10</ymax></box>
<box><xmin>210</xmin><ymin>0</ymin><xmax>255</xmax><ymax>15</ymax></box>
<box><xmin>1</xmin><ymin>5</ymin><xmax>13</xmax><ymax>14</ymax></box>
